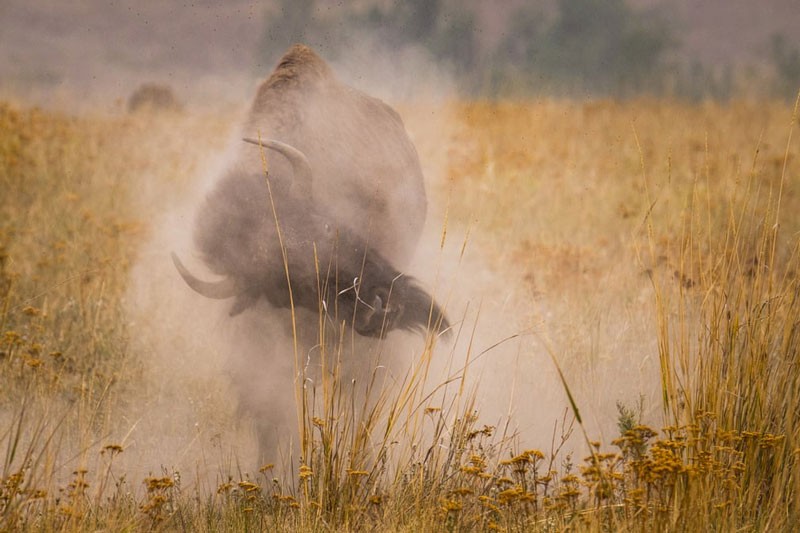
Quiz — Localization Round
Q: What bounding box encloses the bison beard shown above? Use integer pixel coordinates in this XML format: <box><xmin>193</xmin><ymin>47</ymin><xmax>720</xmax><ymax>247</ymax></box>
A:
<box><xmin>172</xmin><ymin>139</ymin><xmax>448</xmax><ymax>338</ymax></box>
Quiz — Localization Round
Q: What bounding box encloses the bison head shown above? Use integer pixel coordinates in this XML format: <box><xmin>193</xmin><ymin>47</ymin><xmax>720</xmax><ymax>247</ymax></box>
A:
<box><xmin>172</xmin><ymin>138</ymin><xmax>449</xmax><ymax>338</ymax></box>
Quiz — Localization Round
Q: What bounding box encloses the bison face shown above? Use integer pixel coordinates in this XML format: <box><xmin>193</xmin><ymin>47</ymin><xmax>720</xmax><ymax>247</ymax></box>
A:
<box><xmin>353</xmin><ymin>282</ymin><xmax>449</xmax><ymax>338</ymax></box>
<box><xmin>324</xmin><ymin>253</ymin><xmax>448</xmax><ymax>338</ymax></box>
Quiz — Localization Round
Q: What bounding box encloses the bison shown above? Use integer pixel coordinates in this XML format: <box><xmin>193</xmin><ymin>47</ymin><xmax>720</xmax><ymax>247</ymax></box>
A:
<box><xmin>127</xmin><ymin>83</ymin><xmax>182</xmax><ymax>113</ymax></box>
<box><xmin>172</xmin><ymin>44</ymin><xmax>448</xmax><ymax>338</ymax></box>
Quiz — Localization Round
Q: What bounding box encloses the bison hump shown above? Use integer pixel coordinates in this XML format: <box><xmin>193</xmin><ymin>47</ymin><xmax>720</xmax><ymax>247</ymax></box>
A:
<box><xmin>255</xmin><ymin>45</ymin><xmax>336</xmax><ymax>97</ymax></box>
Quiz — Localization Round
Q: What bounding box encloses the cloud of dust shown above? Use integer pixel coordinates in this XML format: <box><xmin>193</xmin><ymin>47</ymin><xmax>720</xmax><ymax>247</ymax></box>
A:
<box><xmin>413</xmin><ymin>147</ymin><xmax>664</xmax><ymax>457</ymax></box>
<box><xmin>122</xmin><ymin>131</ymin><xmax>261</xmax><ymax>486</ymax></box>
<box><xmin>122</xmin><ymin>36</ymin><xmax>663</xmax><ymax>491</ymax></box>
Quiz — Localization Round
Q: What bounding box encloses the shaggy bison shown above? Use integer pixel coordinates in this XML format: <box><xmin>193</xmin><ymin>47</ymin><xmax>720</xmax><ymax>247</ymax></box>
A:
<box><xmin>173</xmin><ymin>45</ymin><xmax>447</xmax><ymax>338</ymax></box>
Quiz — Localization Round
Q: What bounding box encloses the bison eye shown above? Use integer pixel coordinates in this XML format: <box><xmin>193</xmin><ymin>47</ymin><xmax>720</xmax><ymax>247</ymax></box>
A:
<box><xmin>371</xmin><ymin>292</ymin><xmax>383</xmax><ymax>312</ymax></box>
<box><xmin>352</xmin><ymin>287</ymin><xmax>394</xmax><ymax>337</ymax></box>
<box><xmin>371</xmin><ymin>287</ymin><xmax>391</xmax><ymax>313</ymax></box>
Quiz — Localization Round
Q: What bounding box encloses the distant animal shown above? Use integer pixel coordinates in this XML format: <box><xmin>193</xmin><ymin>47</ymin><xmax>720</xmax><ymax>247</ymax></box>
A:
<box><xmin>172</xmin><ymin>44</ymin><xmax>448</xmax><ymax>338</ymax></box>
<box><xmin>128</xmin><ymin>83</ymin><xmax>182</xmax><ymax>113</ymax></box>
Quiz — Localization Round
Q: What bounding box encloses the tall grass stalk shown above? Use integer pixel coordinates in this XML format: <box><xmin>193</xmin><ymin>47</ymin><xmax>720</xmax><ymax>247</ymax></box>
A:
<box><xmin>641</xmin><ymin>92</ymin><xmax>800</xmax><ymax>528</ymax></box>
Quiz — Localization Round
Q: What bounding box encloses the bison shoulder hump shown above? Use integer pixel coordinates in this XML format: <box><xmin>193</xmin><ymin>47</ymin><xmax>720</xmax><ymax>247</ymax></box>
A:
<box><xmin>255</xmin><ymin>45</ymin><xmax>336</xmax><ymax>98</ymax></box>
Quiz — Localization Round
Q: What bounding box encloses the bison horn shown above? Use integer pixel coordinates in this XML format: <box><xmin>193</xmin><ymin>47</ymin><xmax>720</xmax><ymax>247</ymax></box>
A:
<box><xmin>242</xmin><ymin>137</ymin><xmax>313</xmax><ymax>196</ymax></box>
<box><xmin>171</xmin><ymin>252</ymin><xmax>237</xmax><ymax>299</ymax></box>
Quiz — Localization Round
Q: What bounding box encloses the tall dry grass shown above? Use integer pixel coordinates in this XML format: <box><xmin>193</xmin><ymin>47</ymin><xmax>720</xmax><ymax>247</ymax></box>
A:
<box><xmin>1</xmin><ymin>94</ymin><xmax>799</xmax><ymax>530</ymax></box>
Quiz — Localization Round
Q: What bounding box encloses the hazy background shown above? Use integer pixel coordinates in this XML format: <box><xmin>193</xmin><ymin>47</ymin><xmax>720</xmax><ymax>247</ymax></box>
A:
<box><xmin>2</xmin><ymin>0</ymin><xmax>799</xmax><ymax>111</ymax></box>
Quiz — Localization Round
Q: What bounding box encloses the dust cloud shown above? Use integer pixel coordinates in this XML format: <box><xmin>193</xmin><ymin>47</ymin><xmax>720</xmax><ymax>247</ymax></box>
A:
<box><xmin>121</xmin><ymin>44</ymin><xmax>464</xmax><ymax>482</ymax></box>
<box><xmin>119</xmin><ymin>39</ymin><xmax>662</xmax><ymax>492</ymax></box>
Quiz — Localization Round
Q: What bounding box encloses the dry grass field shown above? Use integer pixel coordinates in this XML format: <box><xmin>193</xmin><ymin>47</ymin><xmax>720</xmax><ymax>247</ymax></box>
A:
<box><xmin>1</xmin><ymin>94</ymin><xmax>799</xmax><ymax>531</ymax></box>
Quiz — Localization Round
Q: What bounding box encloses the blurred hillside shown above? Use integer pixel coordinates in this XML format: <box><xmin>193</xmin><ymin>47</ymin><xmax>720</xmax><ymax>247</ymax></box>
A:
<box><xmin>1</xmin><ymin>0</ymin><xmax>798</xmax><ymax>108</ymax></box>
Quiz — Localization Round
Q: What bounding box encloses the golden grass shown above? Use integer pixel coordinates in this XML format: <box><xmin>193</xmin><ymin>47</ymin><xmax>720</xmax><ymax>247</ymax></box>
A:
<box><xmin>1</xmin><ymin>94</ymin><xmax>799</xmax><ymax>530</ymax></box>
